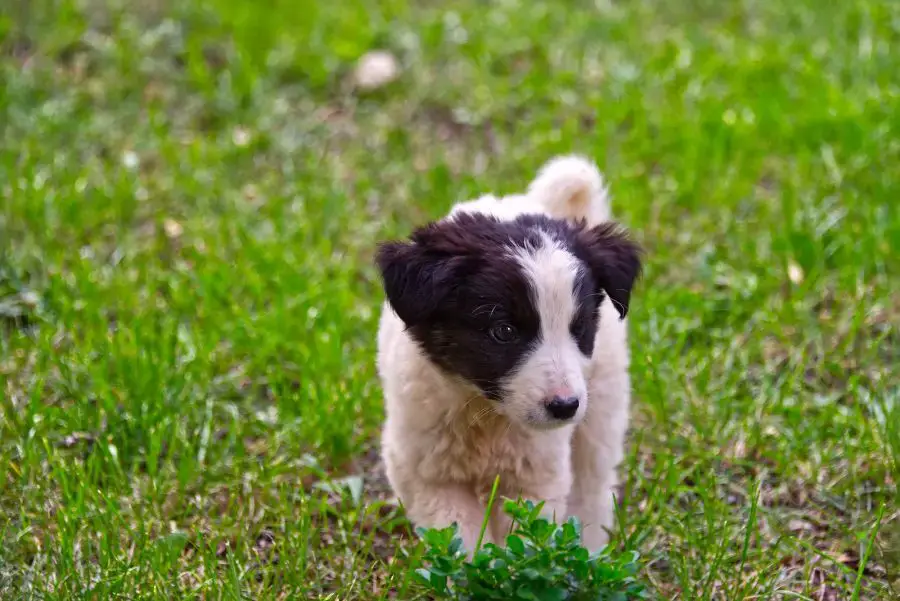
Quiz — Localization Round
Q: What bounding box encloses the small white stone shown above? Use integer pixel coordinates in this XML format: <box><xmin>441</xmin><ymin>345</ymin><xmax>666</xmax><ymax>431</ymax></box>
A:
<box><xmin>122</xmin><ymin>150</ymin><xmax>139</xmax><ymax>170</ymax></box>
<box><xmin>232</xmin><ymin>127</ymin><xmax>251</xmax><ymax>147</ymax></box>
<box><xmin>353</xmin><ymin>50</ymin><xmax>400</xmax><ymax>90</ymax></box>
<box><xmin>163</xmin><ymin>218</ymin><xmax>183</xmax><ymax>239</ymax></box>
<box><xmin>788</xmin><ymin>260</ymin><xmax>804</xmax><ymax>284</ymax></box>
<box><xmin>20</xmin><ymin>290</ymin><xmax>41</xmax><ymax>306</ymax></box>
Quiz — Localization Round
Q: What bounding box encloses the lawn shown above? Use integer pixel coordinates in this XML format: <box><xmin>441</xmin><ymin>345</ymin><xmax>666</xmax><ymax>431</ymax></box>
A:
<box><xmin>1</xmin><ymin>0</ymin><xmax>898</xmax><ymax>598</ymax></box>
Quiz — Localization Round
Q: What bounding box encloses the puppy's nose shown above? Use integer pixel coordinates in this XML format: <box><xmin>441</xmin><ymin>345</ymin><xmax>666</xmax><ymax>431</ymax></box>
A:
<box><xmin>546</xmin><ymin>395</ymin><xmax>580</xmax><ymax>420</ymax></box>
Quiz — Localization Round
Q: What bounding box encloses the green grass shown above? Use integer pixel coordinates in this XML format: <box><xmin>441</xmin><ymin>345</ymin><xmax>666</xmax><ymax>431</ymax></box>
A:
<box><xmin>1</xmin><ymin>0</ymin><xmax>898</xmax><ymax>598</ymax></box>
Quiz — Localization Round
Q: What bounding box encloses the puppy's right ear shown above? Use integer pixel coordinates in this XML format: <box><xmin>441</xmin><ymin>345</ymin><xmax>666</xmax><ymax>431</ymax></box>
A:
<box><xmin>375</xmin><ymin>241</ymin><xmax>461</xmax><ymax>327</ymax></box>
<box><xmin>575</xmin><ymin>222</ymin><xmax>642</xmax><ymax>320</ymax></box>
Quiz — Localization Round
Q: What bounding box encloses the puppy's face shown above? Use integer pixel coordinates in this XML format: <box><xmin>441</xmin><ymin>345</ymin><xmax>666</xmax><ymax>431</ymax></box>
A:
<box><xmin>376</xmin><ymin>213</ymin><xmax>641</xmax><ymax>429</ymax></box>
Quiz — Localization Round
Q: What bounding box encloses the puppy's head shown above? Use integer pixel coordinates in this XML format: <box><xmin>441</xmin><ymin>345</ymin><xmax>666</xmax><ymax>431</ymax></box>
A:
<box><xmin>376</xmin><ymin>212</ymin><xmax>641</xmax><ymax>429</ymax></box>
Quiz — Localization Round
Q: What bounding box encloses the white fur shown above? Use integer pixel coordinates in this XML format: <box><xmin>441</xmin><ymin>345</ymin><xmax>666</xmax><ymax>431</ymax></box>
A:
<box><xmin>449</xmin><ymin>155</ymin><xmax>611</xmax><ymax>226</ymax></box>
<box><xmin>527</xmin><ymin>154</ymin><xmax>611</xmax><ymax>225</ymax></box>
<box><xmin>377</xmin><ymin>155</ymin><xmax>631</xmax><ymax>552</ymax></box>
<box><xmin>502</xmin><ymin>236</ymin><xmax>589</xmax><ymax>428</ymax></box>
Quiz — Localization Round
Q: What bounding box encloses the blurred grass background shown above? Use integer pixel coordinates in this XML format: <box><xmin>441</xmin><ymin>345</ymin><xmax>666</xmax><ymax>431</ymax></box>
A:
<box><xmin>1</xmin><ymin>0</ymin><xmax>898</xmax><ymax>598</ymax></box>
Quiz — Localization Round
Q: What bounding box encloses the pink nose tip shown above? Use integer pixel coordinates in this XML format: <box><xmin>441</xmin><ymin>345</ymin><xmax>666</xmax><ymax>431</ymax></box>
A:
<box><xmin>549</xmin><ymin>387</ymin><xmax>575</xmax><ymax>400</ymax></box>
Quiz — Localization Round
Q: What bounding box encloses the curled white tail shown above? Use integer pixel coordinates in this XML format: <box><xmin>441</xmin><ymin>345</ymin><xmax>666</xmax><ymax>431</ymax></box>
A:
<box><xmin>526</xmin><ymin>155</ymin><xmax>611</xmax><ymax>227</ymax></box>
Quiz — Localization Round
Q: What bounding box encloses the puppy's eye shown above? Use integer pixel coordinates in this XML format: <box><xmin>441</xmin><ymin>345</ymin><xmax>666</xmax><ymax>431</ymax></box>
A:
<box><xmin>489</xmin><ymin>323</ymin><xmax>518</xmax><ymax>344</ymax></box>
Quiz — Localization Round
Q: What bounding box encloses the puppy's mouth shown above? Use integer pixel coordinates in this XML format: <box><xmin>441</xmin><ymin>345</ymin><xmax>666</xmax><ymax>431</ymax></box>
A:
<box><xmin>488</xmin><ymin>401</ymin><xmax>583</xmax><ymax>431</ymax></box>
<box><xmin>525</xmin><ymin>416</ymin><xmax>579</xmax><ymax>431</ymax></box>
<box><xmin>475</xmin><ymin>383</ymin><xmax>584</xmax><ymax>429</ymax></box>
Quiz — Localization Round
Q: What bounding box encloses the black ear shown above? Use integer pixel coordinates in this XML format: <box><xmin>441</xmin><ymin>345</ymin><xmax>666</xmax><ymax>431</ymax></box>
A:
<box><xmin>375</xmin><ymin>240</ymin><xmax>464</xmax><ymax>327</ymax></box>
<box><xmin>576</xmin><ymin>222</ymin><xmax>642</xmax><ymax>319</ymax></box>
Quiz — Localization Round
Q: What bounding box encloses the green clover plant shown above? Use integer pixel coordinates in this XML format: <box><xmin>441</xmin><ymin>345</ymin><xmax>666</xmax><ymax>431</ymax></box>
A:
<box><xmin>414</xmin><ymin>499</ymin><xmax>648</xmax><ymax>600</ymax></box>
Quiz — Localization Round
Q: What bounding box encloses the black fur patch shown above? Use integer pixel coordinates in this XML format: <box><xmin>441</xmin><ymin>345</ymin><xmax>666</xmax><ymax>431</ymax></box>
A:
<box><xmin>376</xmin><ymin>212</ymin><xmax>641</xmax><ymax>398</ymax></box>
<box><xmin>570</xmin><ymin>265</ymin><xmax>601</xmax><ymax>356</ymax></box>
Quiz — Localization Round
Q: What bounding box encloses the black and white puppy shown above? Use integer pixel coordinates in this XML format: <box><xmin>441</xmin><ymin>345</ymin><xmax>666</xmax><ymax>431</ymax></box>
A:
<box><xmin>375</xmin><ymin>156</ymin><xmax>641</xmax><ymax>552</ymax></box>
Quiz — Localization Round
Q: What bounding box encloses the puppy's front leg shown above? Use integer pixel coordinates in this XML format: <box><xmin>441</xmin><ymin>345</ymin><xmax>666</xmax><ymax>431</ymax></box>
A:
<box><xmin>567</xmin><ymin>471</ymin><xmax>615</xmax><ymax>550</ymax></box>
<box><xmin>567</xmin><ymin>422</ymin><xmax>619</xmax><ymax>551</ymax></box>
<box><xmin>406</xmin><ymin>484</ymin><xmax>491</xmax><ymax>553</ymax></box>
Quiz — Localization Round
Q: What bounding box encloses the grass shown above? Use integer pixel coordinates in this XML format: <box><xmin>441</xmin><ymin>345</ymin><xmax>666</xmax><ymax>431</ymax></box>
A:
<box><xmin>1</xmin><ymin>0</ymin><xmax>898</xmax><ymax>598</ymax></box>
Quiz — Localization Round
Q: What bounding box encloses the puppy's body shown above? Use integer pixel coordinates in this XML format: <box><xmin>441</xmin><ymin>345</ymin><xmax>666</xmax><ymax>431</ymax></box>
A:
<box><xmin>376</xmin><ymin>157</ymin><xmax>639</xmax><ymax>551</ymax></box>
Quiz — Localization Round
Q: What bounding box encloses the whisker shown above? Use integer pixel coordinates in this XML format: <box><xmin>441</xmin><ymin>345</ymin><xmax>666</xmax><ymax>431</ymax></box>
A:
<box><xmin>468</xmin><ymin>405</ymin><xmax>496</xmax><ymax>428</ymax></box>
<box><xmin>471</xmin><ymin>303</ymin><xmax>500</xmax><ymax>317</ymax></box>
<box><xmin>459</xmin><ymin>393</ymin><xmax>481</xmax><ymax>413</ymax></box>
<box><xmin>609</xmin><ymin>297</ymin><xmax>627</xmax><ymax>315</ymax></box>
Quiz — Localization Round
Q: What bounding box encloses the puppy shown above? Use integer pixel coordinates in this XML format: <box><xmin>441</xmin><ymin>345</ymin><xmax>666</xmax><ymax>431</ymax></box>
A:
<box><xmin>375</xmin><ymin>156</ymin><xmax>641</xmax><ymax>552</ymax></box>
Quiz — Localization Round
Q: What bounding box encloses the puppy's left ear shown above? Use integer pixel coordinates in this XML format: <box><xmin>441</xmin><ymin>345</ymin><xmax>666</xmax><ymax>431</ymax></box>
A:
<box><xmin>577</xmin><ymin>223</ymin><xmax>642</xmax><ymax>319</ymax></box>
